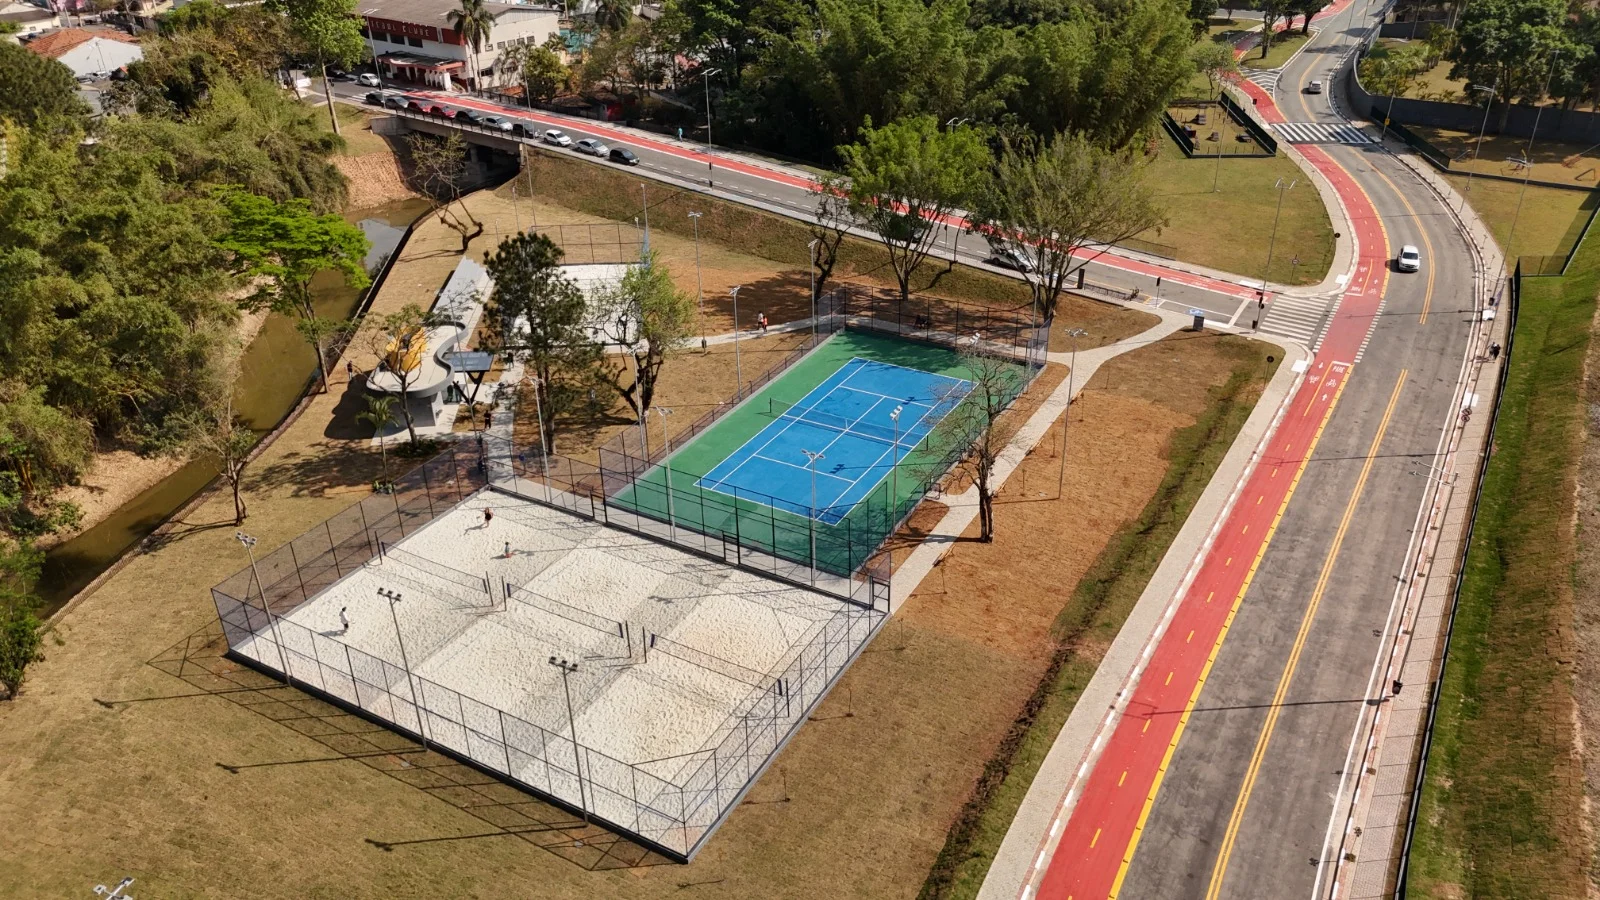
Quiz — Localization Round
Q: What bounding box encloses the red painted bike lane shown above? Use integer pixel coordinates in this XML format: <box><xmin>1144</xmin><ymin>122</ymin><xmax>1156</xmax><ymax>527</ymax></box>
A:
<box><xmin>1026</xmin><ymin>50</ymin><xmax>1392</xmax><ymax>900</ymax></box>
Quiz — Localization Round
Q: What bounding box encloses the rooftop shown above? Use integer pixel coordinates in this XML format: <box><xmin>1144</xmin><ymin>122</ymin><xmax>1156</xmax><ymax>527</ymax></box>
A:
<box><xmin>360</xmin><ymin>0</ymin><xmax>558</xmax><ymax>25</ymax></box>
<box><xmin>25</xmin><ymin>26</ymin><xmax>136</xmax><ymax>59</ymax></box>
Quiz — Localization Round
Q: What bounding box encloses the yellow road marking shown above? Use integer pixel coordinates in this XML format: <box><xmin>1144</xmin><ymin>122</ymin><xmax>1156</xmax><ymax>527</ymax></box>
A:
<box><xmin>1107</xmin><ymin>374</ymin><xmax>1352</xmax><ymax>898</ymax></box>
<box><xmin>1119</xmin><ymin>770</ymin><xmax>1128</xmax><ymax>787</ymax></box>
<box><xmin>1364</xmin><ymin>163</ymin><xmax>1438</xmax><ymax>323</ymax></box>
<box><xmin>1091</xmin><ymin>828</ymin><xmax>1102</xmax><ymax>848</ymax></box>
<box><xmin>1203</xmin><ymin>371</ymin><xmax>1408</xmax><ymax>900</ymax></box>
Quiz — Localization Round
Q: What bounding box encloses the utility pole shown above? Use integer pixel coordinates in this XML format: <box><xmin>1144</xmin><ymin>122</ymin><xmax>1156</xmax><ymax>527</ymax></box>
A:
<box><xmin>690</xmin><ymin>211</ymin><xmax>705</xmax><ymax>347</ymax></box>
<box><xmin>379</xmin><ymin>587</ymin><xmax>429</xmax><ymax>751</ymax></box>
<box><xmin>730</xmin><ymin>285</ymin><xmax>744</xmax><ymax>398</ymax></box>
<box><xmin>1059</xmin><ymin>328</ymin><xmax>1086</xmax><ymax>496</ymax></box>
<box><xmin>547</xmin><ymin>656</ymin><xmax>587</xmax><ymax>820</ymax></box>
<box><xmin>235</xmin><ymin>531</ymin><xmax>291</xmax><ymax>686</ymax></box>
<box><xmin>1261</xmin><ymin>178</ymin><xmax>1296</xmax><ymax>310</ymax></box>
<box><xmin>801</xmin><ymin>449</ymin><xmax>824</xmax><ymax>586</ymax></box>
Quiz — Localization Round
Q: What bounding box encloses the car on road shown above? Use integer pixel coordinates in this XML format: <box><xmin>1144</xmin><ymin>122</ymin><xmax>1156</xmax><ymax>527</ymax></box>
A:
<box><xmin>608</xmin><ymin>147</ymin><xmax>640</xmax><ymax>166</ymax></box>
<box><xmin>1396</xmin><ymin>244</ymin><xmax>1422</xmax><ymax>272</ymax></box>
<box><xmin>1305</xmin><ymin>79</ymin><xmax>1324</xmax><ymax>94</ymax></box>
<box><xmin>454</xmin><ymin>109</ymin><xmax>488</xmax><ymax>126</ymax></box>
<box><xmin>476</xmin><ymin>115</ymin><xmax>517</xmax><ymax>132</ymax></box>
<box><xmin>357</xmin><ymin>73</ymin><xmax>382</xmax><ymax>87</ymax></box>
<box><xmin>383</xmin><ymin>93</ymin><xmax>411</xmax><ymax>110</ymax></box>
<box><xmin>575</xmin><ymin>138</ymin><xmax>611</xmax><ymax>157</ymax></box>
<box><xmin>985</xmin><ymin>243</ymin><xmax>1034</xmax><ymax>273</ymax></box>
<box><xmin>364</xmin><ymin>91</ymin><xmax>385</xmax><ymax>105</ymax></box>
<box><xmin>542</xmin><ymin>129</ymin><xmax>573</xmax><ymax>147</ymax></box>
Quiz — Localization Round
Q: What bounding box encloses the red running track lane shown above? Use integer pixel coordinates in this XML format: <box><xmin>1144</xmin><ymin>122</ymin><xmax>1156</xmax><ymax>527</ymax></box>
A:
<box><xmin>1026</xmin><ymin>60</ymin><xmax>1391</xmax><ymax>900</ymax></box>
<box><xmin>407</xmin><ymin>91</ymin><xmax>1262</xmax><ymax>302</ymax></box>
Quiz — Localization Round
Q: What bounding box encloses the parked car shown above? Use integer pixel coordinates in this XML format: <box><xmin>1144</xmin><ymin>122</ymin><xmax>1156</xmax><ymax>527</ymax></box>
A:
<box><xmin>357</xmin><ymin>73</ymin><xmax>382</xmax><ymax>87</ymax></box>
<box><xmin>1396</xmin><ymin>244</ymin><xmax>1422</xmax><ymax>273</ymax></box>
<box><xmin>454</xmin><ymin>109</ymin><xmax>487</xmax><ymax>126</ymax></box>
<box><xmin>575</xmin><ymin>138</ymin><xmax>610</xmax><ymax>157</ymax></box>
<box><xmin>985</xmin><ymin>244</ymin><xmax>1034</xmax><ymax>273</ymax></box>
<box><xmin>385</xmin><ymin>94</ymin><xmax>412</xmax><ymax>110</ymax></box>
<box><xmin>477</xmin><ymin>115</ymin><xmax>516</xmax><ymax>132</ymax></box>
<box><xmin>426</xmin><ymin>103</ymin><xmax>452</xmax><ymax>118</ymax></box>
<box><xmin>542</xmin><ymin>129</ymin><xmax>573</xmax><ymax>147</ymax></box>
<box><xmin>608</xmin><ymin>147</ymin><xmax>640</xmax><ymax>166</ymax></box>
<box><xmin>1305</xmin><ymin>79</ymin><xmax>1324</xmax><ymax>94</ymax></box>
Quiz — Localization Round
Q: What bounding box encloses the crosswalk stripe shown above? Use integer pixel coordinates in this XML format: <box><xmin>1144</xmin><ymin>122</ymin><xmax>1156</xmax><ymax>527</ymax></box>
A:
<box><xmin>1271</xmin><ymin>122</ymin><xmax>1375</xmax><ymax>145</ymax></box>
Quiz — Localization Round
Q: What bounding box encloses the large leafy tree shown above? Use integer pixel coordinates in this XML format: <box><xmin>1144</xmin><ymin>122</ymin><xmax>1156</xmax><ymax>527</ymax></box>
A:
<box><xmin>449</xmin><ymin>0</ymin><xmax>496</xmax><ymax>89</ymax></box>
<box><xmin>837</xmin><ymin>116</ymin><xmax>991</xmax><ymax>303</ymax></box>
<box><xmin>483</xmin><ymin>233</ymin><xmax>602</xmax><ymax>453</ymax></box>
<box><xmin>267</xmin><ymin>0</ymin><xmax>366</xmax><ymax>134</ymax></box>
<box><xmin>975</xmin><ymin>133</ymin><xmax>1166</xmax><ymax>323</ymax></box>
<box><xmin>213</xmin><ymin>188</ymin><xmax>371</xmax><ymax>395</ymax></box>
<box><xmin>0</xmin><ymin>41</ymin><xmax>86</xmax><ymax>128</ymax></box>
<box><xmin>591</xmin><ymin>252</ymin><xmax>695</xmax><ymax>418</ymax></box>
<box><xmin>1449</xmin><ymin>0</ymin><xmax>1577</xmax><ymax>126</ymax></box>
<box><xmin>1190</xmin><ymin>37</ymin><xmax>1239</xmax><ymax>99</ymax></box>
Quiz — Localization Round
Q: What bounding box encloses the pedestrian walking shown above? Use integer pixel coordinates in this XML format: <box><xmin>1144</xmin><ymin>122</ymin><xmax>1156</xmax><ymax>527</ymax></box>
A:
<box><xmin>338</xmin><ymin>606</ymin><xmax>350</xmax><ymax>634</ymax></box>
<box><xmin>1489</xmin><ymin>342</ymin><xmax>1501</xmax><ymax>360</ymax></box>
<box><xmin>758</xmin><ymin>311</ymin><xmax>769</xmax><ymax>333</ymax></box>
<box><xmin>483</xmin><ymin>507</ymin><xmax>494</xmax><ymax>526</ymax></box>
<box><xmin>346</xmin><ymin>360</ymin><xmax>355</xmax><ymax>379</ymax></box>
<box><xmin>678</xmin><ymin>126</ymin><xmax>684</xmax><ymax>141</ymax></box>
<box><xmin>485</xmin><ymin>409</ymin><xmax>494</xmax><ymax>429</ymax></box>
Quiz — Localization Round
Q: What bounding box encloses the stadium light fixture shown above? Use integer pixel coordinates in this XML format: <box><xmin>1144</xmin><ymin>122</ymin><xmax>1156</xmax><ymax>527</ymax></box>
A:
<box><xmin>235</xmin><ymin>531</ymin><xmax>292</xmax><ymax>687</ymax></box>
<box><xmin>690</xmin><ymin>212</ymin><xmax>705</xmax><ymax>345</ymax></box>
<box><xmin>889</xmin><ymin>406</ymin><xmax>904</xmax><ymax>508</ymax></box>
<box><xmin>379</xmin><ymin>587</ymin><xmax>429</xmax><ymax>751</ymax></box>
<box><xmin>547</xmin><ymin>657</ymin><xmax>588</xmax><ymax>820</ymax></box>
<box><xmin>730</xmin><ymin>285</ymin><xmax>744</xmax><ymax>397</ymax></box>
<box><xmin>801</xmin><ymin>449</ymin><xmax>825</xmax><ymax>586</ymax></box>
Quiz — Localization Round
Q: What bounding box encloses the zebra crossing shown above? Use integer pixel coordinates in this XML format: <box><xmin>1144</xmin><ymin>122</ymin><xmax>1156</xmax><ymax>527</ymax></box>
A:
<box><xmin>1258</xmin><ymin>293</ymin><xmax>1337</xmax><ymax>347</ymax></box>
<box><xmin>1271</xmin><ymin>122</ymin><xmax>1376</xmax><ymax>145</ymax></box>
<box><xmin>1245</xmin><ymin>70</ymin><xmax>1280</xmax><ymax>95</ymax></box>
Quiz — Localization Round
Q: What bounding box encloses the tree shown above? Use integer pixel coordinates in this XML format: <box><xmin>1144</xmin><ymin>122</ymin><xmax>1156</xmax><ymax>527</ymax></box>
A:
<box><xmin>408</xmin><ymin>133</ymin><xmax>485</xmax><ymax>252</ymax></box>
<box><xmin>1293</xmin><ymin>0</ymin><xmax>1326</xmax><ymax>33</ymax></box>
<box><xmin>357</xmin><ymin>393</ymin><xmax>398</xmax><ymax>488</ymax></box>
<box><xmin>213</xmin><ymin>188</ymin><xmax>371</xmax><ymax>395</ymax></box>
<box><xmin>0</xmin><ymin>541</ymin><xmax>44</xmax><ymax>700</ymax></box>
<box><xmin>809</xmin><ymin>178</ymin><xmax>854</xmax><ymax>307</ymax></box>
<box><xmin>1360</xmin><ymin>42</ymin><xmax>1430</xmax><ymax>96</ymax></box>
<box><xmin>518</xmin><ymin>45</ymin><xmax>569</xmax><ymax>103</ymax></box>
<box><xmin>366</xmin><ymin>304</ymin><xmax>438</xmax><ymax>445</ymax></box>
<box><xmin>1189</xmin><ymin>0</ymin><xmax>1219</xmax><ymax>33</ymax></box>
<box><xmin>974</xmin><ymin>133</ymin><xmax>1165</xmax><ymax>323</ymax></box>
<box><xmin>921</xmin><ymin>351</ymin><xmax>1026</xmax><ymax>542</ymax></box>
<box><xmin>1258</xmin><ymin>0</ymin><xmax>1294</xmax><ymax>58</ymax></box>
<box><xmin>482</xmin><ymin>233</ymin><xmax>601</xmax><ymax>453</ymax></box>
<box><xmin>0</xmin><ymin>41</ymin><xmax>87</xmax><ymax>128</ymax></box>
<box><xmin>448</xmin><ymin>0</ymin><xmax>495</xmax><ymax>91</ymax></box>
<box><xmin>595</xmin><ymin>0</ymin><xmax>634</xmax><ymax>33</ymax></box>
<box><xmin>592</xmin><ymin>252</ymin><xmax>695</xmax><ymax>418</ymax></box>
<box><xmin>1190</xmin><ymin>38</ymin><xmax>1239</xmax><ymax>99</ymax></box>
<box><xmin>172</xmin><ymin>368</ymin><xmax>258</xmax><ymax>525</ymax></box>
<box><xmin>836</xmin><ymin>116</ymin><xmax>990</xmax><ymax>303</ymax></box>
<box><xmin>266</xmin><ymin>0</ymin><xmax>366</xmax><ymax>135</ymax></box>
<box><xmin>1448</xmin><ymin>0</ymin><xmax>1575</xmax><ymax>127</ymax></box>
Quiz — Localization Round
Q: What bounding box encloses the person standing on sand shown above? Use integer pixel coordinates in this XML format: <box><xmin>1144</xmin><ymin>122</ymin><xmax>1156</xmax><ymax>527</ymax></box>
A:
<box><xmin>483</xmin><ymin>507</ymin><xmax>494</xmax><ymax>527</ymax></box>
<box><xmin>338</xmin><ymin>606</ymin><xmax>350</xmax><ymax>634</ymax></box>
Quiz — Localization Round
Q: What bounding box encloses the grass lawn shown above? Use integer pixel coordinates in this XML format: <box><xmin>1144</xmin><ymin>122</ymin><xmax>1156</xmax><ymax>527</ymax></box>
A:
<box><xmin>1242</xmin><ymin>30</ymin><xmax>1311</xmax><ymax>71</ymax></box>
<box><xmin>1138</xmin><ymin>139</ymin><xmax>1335</xmax><ymax>285</ymax></box>
<box><xmin>1416</xmin><ymin>125</ymin><xmax>1600</xmax><ymax>189</ymax></box>
<box><xmin>1404</xmin><ymin>228</ymin><xmax>1599</xmax><ymax>899</ymax></box>
<box><xmin>1448</xmin><ymin>173</ymin><xmax>1598</xmax><ymax>266</ymax></box>
<box><xmin>332</xmin><ymin>103</ymin><xmax>391</xmax><ymax>157</ymax></box>
<box><xmin>1208</xmin><ymin>16</ymin><xmax>1255</xmax><ymax>38</ymax></box>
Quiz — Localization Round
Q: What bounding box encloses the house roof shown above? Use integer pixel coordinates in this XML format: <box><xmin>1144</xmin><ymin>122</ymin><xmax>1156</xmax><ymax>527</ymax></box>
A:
<box><xmin>0</xmin><ymin>7</ymin><xmax>55</xmax><ymax>22</ymax></box>
<box><xmin>360</xmin><ymin>0</ymin><xmax>558</xmax><ymax>28</ymax></box>
<box><xmin>25</xmin><ymin>27</ymin><xmax>137</xmax><ymax>59</ymax></box>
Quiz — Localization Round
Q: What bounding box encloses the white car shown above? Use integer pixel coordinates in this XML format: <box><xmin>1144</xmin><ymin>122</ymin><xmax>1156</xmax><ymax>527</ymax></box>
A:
<box><xmin>575</xmin><ymin>138</ymin><xmax>610</xmax><ymax>157</ymax></box>
<box><xmin>357</xmin><ymin>73</ymin><xmax>382</xmax><ymax>87</ymax></box>
<box><xmin>1305</xmin><ymin>79</ymin><xmax>1324</xmax><ymax>94</ymax></box>
<box><xmin>1397</xmin><ymin>244</ymin><xmax>1421</xmax><ymax>273</ymax></box>
<box><xmin>542</xmin><ymin>129</ymin><xmax>573</xmax><ymax>147</ymax></box>
<box><xmin>477</xmin><ymin>115</ymin><xmax>516</xmax><ymax>133</ymax></box>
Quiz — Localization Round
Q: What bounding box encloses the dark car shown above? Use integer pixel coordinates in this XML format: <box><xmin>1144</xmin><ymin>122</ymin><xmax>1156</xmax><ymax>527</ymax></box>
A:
<box><xmin>608</xmin><ymin>147</ymin><xmax>640</xmax><ymax>166</ymax></box>
<box><xmin>384</xmin><ymin>94</ymin><xmax>411</xmax><ymax>110</ymax></box>
<box><xmin>454</xmin><ymin>108</ymin><xmax>486</xmax><ymax>126</ymax></box>
<box><xmin>364</xmin><ymin>91</ymin><xmax>385</xmax><ymax>106</ymax></box>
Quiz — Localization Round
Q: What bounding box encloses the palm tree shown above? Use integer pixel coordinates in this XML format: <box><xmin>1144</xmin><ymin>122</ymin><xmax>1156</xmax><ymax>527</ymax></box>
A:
<box><xmin>594</xmin><ymin>0</ymin><xmax>632</xmax><ymax>34</ymax></box>
<box><xmin>448</xmin><ymin>0</ymin><xmax>495</xmax><ymax>92</ymax></box>
<box><xmin>357</xmin><ymin>393</ymin><xmax>398</xmax><ymax>490</ymax></box>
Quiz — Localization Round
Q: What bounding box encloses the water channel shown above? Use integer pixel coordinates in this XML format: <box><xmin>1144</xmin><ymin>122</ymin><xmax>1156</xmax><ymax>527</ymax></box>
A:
<box><xmin>36</xmin><ymin>198</ymin><xmax>432</xmax><ymax>615</ymax></box>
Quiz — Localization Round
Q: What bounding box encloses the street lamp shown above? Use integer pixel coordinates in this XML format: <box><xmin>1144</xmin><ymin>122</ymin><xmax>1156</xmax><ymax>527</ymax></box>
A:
<box><xmin>360</xmin><ymin>9</ymin><xmax>386</xmax><ymax>90</ymax></box>
<box><xmin>689</xmin><ymin>211</ymin><xmax>705</xmax><ymax>346</ymax></box>
<box><xmin>697</xmin><ymin>67</ymin><xmax>722</xmax><ymax>187</ymax></box>
<box><xmin>807</xmin><ymin>238</ymin><xmax>820</xmax><ymax>342</ymax></box>
<box><xmin>1059</xmin><ymin>328</ymin><xmax>1087</xmax><ymax>496</ymax></box>
<box><xmin>800</xmin><ymin>449</ymin><xmax>825</xmax><ymax>586</ymax></box>
<box><xmin>1260</xmin><ymin>178</ymin><xmax>1296</xmax><ymax>313</ymax></box>
<box><xmin>888</xmin><ymin>405</ymin><xmax>903</xmax><ymax>513</ymax></box>
<box><xmin>639</xmin><ymin>182</ymin><xmax>650</xmax><ymax>253</ymax></box>
<box><xmin>730</xmin><ymin>285</ymin><xmax>744</xmax><ymax>398</ymax></box>
<box><xmin>235</xmin><ymin>531</ymin><xmax>292</xmax><ymax>686</ymax></box>
<box><xmin>944</xmin><ymin>117</ymin><xmax>970</xmax><ymax>132</ymax></box>
<box><xmin>547</xmin><ymin>656</ymin><xmax>588</xmax><ymax>820</ymax></box>
<box><xmin>1497</xmin><ymin>155</ymin><xmax>1533</xmax><ymax>296</ymax></box>
<box><xmin>1461</xmin><ymin>81</ymin><xmax>1498</xmax><ymax>208</ymax></box>
<box><xmin>378</xmin><ymin>587</ymin><xmax>429</xmax><ymax>751</ymax></box>
<box><xmin>652</xmin><ymin>407</ymin><xmax>675</xmax><ymax>536</ymax></box>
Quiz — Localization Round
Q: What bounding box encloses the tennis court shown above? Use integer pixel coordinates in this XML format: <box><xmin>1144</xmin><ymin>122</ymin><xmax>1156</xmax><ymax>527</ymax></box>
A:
<box><xmin>609</xmin><ymin>331</ymin><xmax>1028</xmax><ymax>575</ymax></box>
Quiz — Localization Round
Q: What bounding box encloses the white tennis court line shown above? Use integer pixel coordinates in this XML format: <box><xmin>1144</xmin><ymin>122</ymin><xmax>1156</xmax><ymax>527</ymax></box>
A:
<box><xmin>700</xmin><ymin>360</ymin><xmax>868</xmax><ymax>500</ymax></box>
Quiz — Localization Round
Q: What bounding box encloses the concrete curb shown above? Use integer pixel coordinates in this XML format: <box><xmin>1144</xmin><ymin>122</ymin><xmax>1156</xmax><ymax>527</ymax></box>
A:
<box><xmin>978</xmin><ymin>328</ymin><xmax>1309</xmax><ymax>900</ymax></box>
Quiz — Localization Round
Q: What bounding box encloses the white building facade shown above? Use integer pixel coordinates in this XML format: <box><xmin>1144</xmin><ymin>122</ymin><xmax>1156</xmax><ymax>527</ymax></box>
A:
<box><xmin>360</xmin><ymin>0</ymin><xmax>560</xmax><ymax>91</ymax></box>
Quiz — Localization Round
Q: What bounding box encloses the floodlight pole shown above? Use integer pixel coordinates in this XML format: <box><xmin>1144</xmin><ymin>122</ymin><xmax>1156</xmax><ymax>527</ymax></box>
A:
<box><xmin>236</xmin><ymin>531</ymin><xmax>291</xmax><ymax>687</ymax></box>
<box><xmin>1059</xmin><ymin>328</ymin><xmax>1087</xmax><ymax>496</ymax></box>
<box><xmin>690</xmin><ymin>211</ymin><xmax>705</xmax><ymax>345</ymax></box>
<box><xmin>808</xmin><ymin>238</ymin><xmax>820</xmax><ymax>342</ymax></box>
<box><xmin>379</xmin><ymin>587</ymin><xmax>429</xmax><ymax>752</ymax></box>
<box><xmin>801</xmin><ymin>449</ymin><xmax>824</xmax><ymax>586</ymax></box>
<box><xmin>640</xmin><ymin>182</ymin><xmax>650</xmax><ymax>253</ymax></box>
<box><xmin>699</xmin><ymin>67</ymin><xmax>722</xmax><ymax>187</ymax></box>
<box><xmin>653</xmin><ymin>407</ymin><xmax>675</xmax><ymax>537</ymax></box>
<box><xmin>730</xmin><ymin>285</ymin><xmax>744</xmax><ymax>398</ymax></box>
<box><xmin>1462</xmin><ymin>80</ymin><xmax>1498</xmax><ymax>210</ymax></box>
<box><xmin>889</xmin><ymin>405</ymin><xmax>903</xmax><ymax>514</ymax></box>
<box><xmin>548</xmin><ymin>656</ymin><xmax>588</xmax><ymax>820</ymax></box>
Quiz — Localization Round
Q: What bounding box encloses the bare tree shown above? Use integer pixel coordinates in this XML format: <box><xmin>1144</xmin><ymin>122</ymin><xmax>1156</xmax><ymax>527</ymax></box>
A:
<box><xmin>408</xmin><ymin>133</ymin><xmax>485</xmax><ymax>252</ymax></box>
<box><xmin>809</xmin><ymin>177</ymin><xmax>853</xmax><ymax>306</ymax></box>
<box><xmin>169</xmin><ymin>348</ymin><xmax>259</xmax><ymax>525</ymax></box>
<box><xmin>919</xmin><ymin>351</ymin><xmax>1027</xmax><ymax>543</ymax></box>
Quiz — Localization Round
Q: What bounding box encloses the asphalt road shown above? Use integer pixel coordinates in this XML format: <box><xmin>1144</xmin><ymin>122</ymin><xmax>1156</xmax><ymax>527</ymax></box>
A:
<box><xmin>1031</xmin><ymin>1</ymin><xmax>1481</xmax><ymax>897</ymax></box>
<box><xmin>327</xmin><ymin>79</ymin><xmax>1285</xmax><ymax>331</ymax></box>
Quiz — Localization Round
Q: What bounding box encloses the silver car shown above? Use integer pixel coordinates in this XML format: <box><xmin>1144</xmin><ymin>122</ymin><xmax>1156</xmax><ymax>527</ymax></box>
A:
<box><xmin>542</xmin><ymin>129</ymin><xmax>573</xmax><ymax>147</ymax></box>
<box><xmin>575</xmin><ymin>138</ymin><xmax>610</xmax><ymax>157</ymax></box>
<box><xmin>477</xmin><ymin>115</ymin><xmax>516</xmax><ymax>133</ymax></box>
<box><xmin>1397</xmin><ymin>244</ymin><xmax>1421</xmax><ymax>273</ymax></box>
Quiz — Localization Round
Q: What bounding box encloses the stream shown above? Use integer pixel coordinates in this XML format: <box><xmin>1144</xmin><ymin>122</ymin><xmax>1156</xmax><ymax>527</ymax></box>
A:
<box><xmin>35</xmin><ymin>198</ymin><xmax>432</xmax><ymax>616</ymax></box>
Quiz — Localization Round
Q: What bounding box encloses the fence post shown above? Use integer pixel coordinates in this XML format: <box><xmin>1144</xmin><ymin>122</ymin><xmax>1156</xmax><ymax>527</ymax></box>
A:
<box><xmin>325</xmin><ymin>521</ymin><xmax>342</xmax><ymax>579</ymax></box>
<box><xmin>421</xmin><ymin>462</ymin><xmax>436</xmax><ymax>518</ymax></box>
<box><xmin>289</xmin><ymin>543</ymin><xmax>310</xmax><ymax>604</ymax></box>
<box><xmin>391</xmin><ymin>486</ymin><xmax>405</xmax><ymax>538</ymax></box>
<box><xmin>359</xmin><ymin>502</ymin><xmax>374</xmax><ymax>558</ymax></box>
<box><xmin>450</xmin><ymin>450</ymin><xmax>462</xmax><ymax>500</ymax></box>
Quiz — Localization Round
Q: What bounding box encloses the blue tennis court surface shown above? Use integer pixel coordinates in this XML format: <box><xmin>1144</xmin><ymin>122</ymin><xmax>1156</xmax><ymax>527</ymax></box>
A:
<box><xmin>696</xmin><ymin>358</ymin><xmax>973</xmax><ymax>525</ymax></box>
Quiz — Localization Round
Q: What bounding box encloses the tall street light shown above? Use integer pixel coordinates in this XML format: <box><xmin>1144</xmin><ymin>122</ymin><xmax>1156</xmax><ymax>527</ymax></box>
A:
<box><xmin>547</xmin><ymin>656</ymin><xmax>588</xmax><ymax>820</ymax></box>
<box><xmin>800</xmin><ymin>449</ymin><xmax>825</xmax><ymax>586</ymax></box>
<box><xmin>807</xmin><ymin>238</ymin><xmax>820</xmax><ymax>342</ymax></box>
<box><xmin>235</xmin><ymin>531</ymin><xmax>291</xmax><ymax>686</ymax></box>
<box><xmin>888</xmin><ymin>405</ymin><xmax>903</xmax><ymax>514</ymax></box>
<box><xmin>698</xmin><ymin>67</ymin><xmax>722</xmax><ymax>187</ymax></box>
<box><xmin>1461</xmin><ymin>80</ymin><xmax>1498</xmax><ymax>209</ymax></box>
<box><xmin>639</xmin><ymin>183</ymin><xmax>650</xmax><ymax>254</ymax></box>
<box><xmin>1059</xmin><ymin>328</ymin><xmax>1087</xmax><ymax>496</ymax></box>
<box><xmin>730</xmin><ymin>285</ymin><xmax>744</xmax><ymax>398</ymax></box>
<box><xmin>1260</xmin><ymin>178</ymin><xmax>1297</xmax><ymax>315</ymax></box>
<box><xmin>652</xmin><ymin>407</ymin><xmax>675</xmax><ymax>536</ymax></box>
<box><xmin>689</xmin><ymin>211</ymin><xmax>706</xmax><ymax>346</ymax></box>
<box><xmin>360</xmin><ymin>9</ymin><xmax>386</xmax><ymax>90</ymax></box>
<box><xmin>378</xmin><ymin>587</ymin><xmax>429</xmax><ymax>751</ymax></box>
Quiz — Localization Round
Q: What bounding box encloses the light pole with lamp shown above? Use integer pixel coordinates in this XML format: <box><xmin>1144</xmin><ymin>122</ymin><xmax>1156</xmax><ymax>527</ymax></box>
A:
<box><xmin>521</xmin><ymin>373</ymin><xmax>553</xmax><ymax>502</ymax></box>
<box><xmin>1495</xmin><ymin>51</ymin><xmax>1560</xmax><ymax>296</ymax></box>
<box><xmin>697</xmin><ymin>67</ymin><xmax>722</xmax><ymax>187</ymax></box>
<box><xmin>378</xmin><ymin>587</ymin><xmax>429</xmax><ymax>751</ymax></box>
<box><xmin>235</xmin><ymin>531</ymin><xmax>292</xmax><ymax>686</ymax></box>
<box><xmin>1260</xmin><ymin>178</ymin><xmax>1296</xmax><ymax>313</ymax></box>
<box><xmin>360</xmin><ymin>9</ymin><xmax>386</xmax><ymax>89</ymax></box>
<box><xmin>1059</xmin><ymin>328</ymin><xmax>1087</xmax><ymax>495</ymax></box>
<box><xmin>800</xmin><ymin>449</ymin><xmax>825</xmax><ymax>586</ymax></box>
<box><xmin>808</xmin><ymin>238</ymin><xmax>820</xmax><ymax>341</ymax></box>
<box><xmin>730</xmin><ymin>285</ymin><xmax>744</xmax><ymax>398</ymax></box>
<box><xmin>652</xmin><ymin>407</ymin><xmax>675</xmax><ymax>536</ymax></box>
<box><xmin>888</xmin><ymin>405</ymin><xmax>903</xmax><ymax>514</ymax></box>
<box><xmin>1461</xmin><ymin>80</ymin><xmax>1498</xmax><ymax>209</ymax></box>
<box><xmin>689</xmin><ymin>211</ymin><xmax>706</xmax><ymax>347</ymax></box>
<box><xmin>639</xmin><ymin>183</ymin><xmax>650</xmax><ymax>251</ymax></box>
<box><xmin>547</xmin><ymin>656</ymin><xmax>588</xmax><ymax>821</ymax></box>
